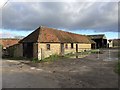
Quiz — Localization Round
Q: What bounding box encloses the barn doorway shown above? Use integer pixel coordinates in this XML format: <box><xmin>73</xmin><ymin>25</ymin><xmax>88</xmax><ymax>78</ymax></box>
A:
<box><xmin>76</xmin><ymin>44</ymin><xmax>78</xmax><ymax>53</ymax></box>
<box><xmin>60</xmin><ymin>43</ymin><xmax>64</xmax><ymax>55</ymax></box>
<box><xmin>23</xmin><ymin>43</ymin><xmax>33</xmax><ymax>58</ymax></box>
<box><xmin>91</xmin><ymin>43</ymin><xmax>96</xmax><ymax>49</ymax></box>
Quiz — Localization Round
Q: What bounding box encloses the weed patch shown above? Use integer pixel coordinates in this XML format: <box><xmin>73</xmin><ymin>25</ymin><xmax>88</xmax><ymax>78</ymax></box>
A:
<box><xmin>42</xmin><ymin>54</ymin><xmax>67</xmax><ymax>62</ymax></box>
<box><xmin>31</xmin><ymin>58</ymin><xmax>41</xmax><ymax>63</ymax></box>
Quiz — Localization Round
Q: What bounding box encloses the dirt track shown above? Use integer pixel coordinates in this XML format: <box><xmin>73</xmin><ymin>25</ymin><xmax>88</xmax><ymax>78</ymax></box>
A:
<box><xmin>2</xmin><ymin>48</ymin><xmax>119</xmax><ymax>88</ymax></box>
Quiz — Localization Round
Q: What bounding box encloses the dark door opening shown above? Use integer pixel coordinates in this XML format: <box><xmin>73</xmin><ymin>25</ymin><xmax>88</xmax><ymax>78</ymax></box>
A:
<box><xmin>60</xmin><ymin>43</ymin><xmax>64</xmax><ymax>55</ymax></box>
<box><xmin>103</xmin><ymin>39</ymin><xmax>107</xmax><ymax>48</ymax></box>
<box><xmin>91</xmin><ymin>43</ymin><xmax>96</xmax><ymax>49</ymax></box>
<box><xmin>76</xmin><ymin>44</ymin><xmax>78</xmax><ymax>53</ymax></box>
<box><xmin>23</xmin><ymin>43</ymin><xmax>33</xmax><ymax>58</ymax></box>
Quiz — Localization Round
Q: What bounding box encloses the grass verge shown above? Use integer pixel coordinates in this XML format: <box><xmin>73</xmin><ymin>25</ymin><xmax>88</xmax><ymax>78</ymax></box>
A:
<box><xmin>31</xmin><ymin>54</ymin><xmax>68</xmax><ymax>63</ymax></box>
<box><xmin>42</xmin><ymin>54</ymin><xmax>68</xmax><ymax>62</ymax></box>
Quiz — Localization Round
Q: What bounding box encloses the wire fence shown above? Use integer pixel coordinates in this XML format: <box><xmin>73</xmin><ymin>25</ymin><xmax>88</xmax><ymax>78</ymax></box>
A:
<box><xmin>72</xmin><ymin>48</ymin><xmax>118</xmax><ymax>61</ymax></box>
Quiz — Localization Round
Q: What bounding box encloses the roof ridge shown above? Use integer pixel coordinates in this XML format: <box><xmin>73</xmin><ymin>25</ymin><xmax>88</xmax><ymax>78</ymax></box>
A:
<box><xmin>37</xmin><ymin>26</ymin><xmax>42</xmax><ymax>42</ymax></box>
<box><xmin>40</xmin><ymin>26</ymin><xmax>92</xmax><ymax>43</ymax></box>
<box><xmin>19</xmin><ymin>26</ymin><xmax>41</xmax><ymax>43</ymax></box>
<box><xmin>42</xmin><ymin>26</ymin><xmax>86</xmax><ymax>37</ymax></box>
<box><xmin>88</xmin><ymin>34</ymin><xmax>105</xmax><ymax>36</ymax></box>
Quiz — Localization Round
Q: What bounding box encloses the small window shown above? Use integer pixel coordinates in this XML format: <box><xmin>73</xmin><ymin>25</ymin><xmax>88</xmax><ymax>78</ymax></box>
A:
<box><xmin>65</xmin><ymin>44</ymin><xmax>68</xmax><ymax>49</ymax></box>
<box><xmin>46</xmin><ymin>44</ymin><xmax>50</xmax><ymax>50</ymax></box>
<box><xmin>71</xmin><ymin>43</ymin><xmax>74</xmax><ymax>49</ymax></box>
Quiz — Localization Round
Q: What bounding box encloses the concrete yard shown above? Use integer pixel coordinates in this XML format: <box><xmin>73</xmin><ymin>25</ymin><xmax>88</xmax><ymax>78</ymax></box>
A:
<box><xmin>2</xmin><ymin>48</ymin><xmax>119</xmax><ymax>88</ymax></box>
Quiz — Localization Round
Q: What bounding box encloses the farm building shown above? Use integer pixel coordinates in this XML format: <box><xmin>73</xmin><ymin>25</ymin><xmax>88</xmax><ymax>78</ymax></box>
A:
<box><xmin>7</xmin><ymin>43</ymin><xmax>23</xmax><ymax>57</ymax></box>
<box><xmin>0</xmin><ymin>38</ymin><xmax>20</xmax><ymax>56</ymax></box>
<box><xmin>8</xmin><ymin>26</ymin><xmax>95</xmax><ymax>60</ymax></box>
<box><xmin>0</xmin><ymin>38</ymin><xmax>20</xmax><ymax>49</ymax></box>
<box><xmin>88</xmin><ymin>34</ymin><xmax>107</xmax><ymax>48</ymax></box>
<box><xmin>108</xmin><ymin>39</ymin><xmax>113</xmax><ymax>48</ymax></box>
<box><xmin>108</xmin><ymin>39</ymin><xmax>120</xmax><ymax>48</ymax></box>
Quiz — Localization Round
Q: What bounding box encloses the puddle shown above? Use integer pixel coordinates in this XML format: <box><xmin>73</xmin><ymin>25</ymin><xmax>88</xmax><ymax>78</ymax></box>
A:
<box><xmin>30</xmin><ymin>67</ymin><xmax>36</xmax><ymax>70</ymax></box>
<box><xmin>6</xmin><ymin>60</ymin><xmax>20</xmax><ymax>63</ymax></box>
<box><xmin>103</xmin><ymin>58</ymin><xmax>118</xmax><ymax>61</ymax></box>
<box><xmin>36</xmin><ymin>68</ymin><xmax>43</xmax><ymax>71</ymax></box>
<box><xmin>10</xmin><ymin>70</ymin><xmax>14</xmax><ymax>71</ymax></box>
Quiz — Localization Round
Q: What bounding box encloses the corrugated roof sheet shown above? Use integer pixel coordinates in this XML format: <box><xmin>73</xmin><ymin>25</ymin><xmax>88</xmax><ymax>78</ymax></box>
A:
<box><xmin>88</xmin><ymin>34</ymin><xmax>105</xmax><ymax>39</ymax></box>
<box><xmin>19</xmin><ymin>26</ymin><xmax>95</xmax><ymax>44</ymax></box>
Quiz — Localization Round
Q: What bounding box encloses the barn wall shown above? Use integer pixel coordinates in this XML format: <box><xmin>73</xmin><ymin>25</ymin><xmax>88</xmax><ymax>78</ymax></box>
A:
<box><xmin>33</xmin><ymin>43</ymin><xmax>38</xmax><ymax>58</ymax></box>
<box><xmin>37</xmin><ymin>43</ymin><xmax>91</xmax><ymax>60</ymax></box>
<box><xmin>64</xmin><ymin>43</ymin><xmax>76</xmax><ymax>54</ymax></box>
<box><xmin>38</xmin><ymin>43</ymin><xmax>61</xmax><ymax>60</ymax></box>
<box><xmin>14</xmin><ymin>44</ymin><xmax>23</xmax><ymax>57</ymax></box>
<box><xmin>64</xmin><ymin>43</ymin><xmax>91</xmax><ymax>54</ymax></box>
<box><xmin>78</xmin><ymin>44</ymin><xmax>91</xmax><ymax>52</ymax></box>
<box><xmin>7</xmin><ymin>44</ymin><xmax>23</xmax><ymax>57</ymax></box>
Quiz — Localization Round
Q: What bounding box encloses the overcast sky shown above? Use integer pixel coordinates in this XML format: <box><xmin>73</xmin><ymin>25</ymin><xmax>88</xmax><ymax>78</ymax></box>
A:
<box><xmin>0</xmin><ymin>1</ymin><xmax>119</xmax><ymax>39</ymax></box>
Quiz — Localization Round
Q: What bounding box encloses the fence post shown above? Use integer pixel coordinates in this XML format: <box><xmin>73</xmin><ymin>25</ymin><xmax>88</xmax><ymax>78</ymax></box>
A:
<box><xmin>97</xmin><ymin>49</ymin><xmax>99</xmax><ymax>59</ymax></box>
<box><xmin>41</xmin><ymin>48</ymin><xmax>42</xmax><ymax>60</ymax></box>
<box><xmin>108</xmin><ymin>49</ymin><xmax>111</xmax><ymax>60</ymax></box>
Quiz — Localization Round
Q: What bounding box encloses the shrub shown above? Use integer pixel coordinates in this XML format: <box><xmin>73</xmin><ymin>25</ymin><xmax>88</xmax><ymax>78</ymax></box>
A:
<box><xmin>90</xmin><ymin>49</ymin><xmax>103</xmax><ymax>54</ymax></box>
<box><xmin>32</xmin><ymin>58</ymin><xmax>41</xmax><ymax>63</ymax></box>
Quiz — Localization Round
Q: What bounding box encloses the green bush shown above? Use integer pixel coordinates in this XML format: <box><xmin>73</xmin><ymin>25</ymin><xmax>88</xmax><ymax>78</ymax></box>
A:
<box><xmin>32</xmin><ymin>58</ymin><xmax>37</xmax><ymax>63</ymax></box>
<box><xmin>90</xmin><ymin>49</ymin><xmax>102</xmax><ymax>54</ymax></box>
<box><xmin>0</xmin><ymin>44</ymin><xmax>2</xmax><ymax>49</ymax></box>
<box><xmin>32</xmin><ymin>58</ymin><xmax>41</xmax><ymax>63</ymax></box>
<box><xmin>64</xmin><ymin>52</ymin><xmax>74</xmax><ymax>57</ymax></box>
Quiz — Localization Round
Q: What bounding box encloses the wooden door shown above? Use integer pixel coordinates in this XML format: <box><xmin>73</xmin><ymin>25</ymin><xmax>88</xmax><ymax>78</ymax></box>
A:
<box><xmin>23</xmin><ymin>43</ymin><xmax>33</xmax><ymax>58</ymax></box>
<box><xmin>60</xmin><ymin>43</ymin><xmax>64</xmax><ymax>55</ymax></box>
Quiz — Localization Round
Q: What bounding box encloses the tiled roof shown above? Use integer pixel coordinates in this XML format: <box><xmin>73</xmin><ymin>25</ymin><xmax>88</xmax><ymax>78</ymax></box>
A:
<box><xmin>86</xmin><ymin>37</ymin><xmax>96</xmax><ymax>44</ymax></box>
<box><xmin>0</xmin><ymin>38</ymin><xmax>20</xmax><ymax>48</ymax></box>
<box><xmin>19</xmin><ymin>26</ymin><xmax>94</xmax><ymax>44</ymax></box>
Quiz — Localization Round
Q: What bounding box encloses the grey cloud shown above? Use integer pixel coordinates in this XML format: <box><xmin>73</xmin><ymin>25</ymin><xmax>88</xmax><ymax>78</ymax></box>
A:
<box><xmin>2</xmin><ymin>2</ymin><xmax>118</xmax><ymax>32</ymax></box>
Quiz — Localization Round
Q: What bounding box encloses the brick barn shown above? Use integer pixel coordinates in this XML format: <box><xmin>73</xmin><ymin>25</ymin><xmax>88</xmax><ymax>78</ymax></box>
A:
<box><xmin>8</xmin><ymin>26</ymin><xmax>95</xmax><ymax>60</ymax></box>
<box><xmin>0</xmin><ymin>38</ymin><xmax>20</xmax><ymax>56</ymax></box>
<box><xmin>108</xmin><ymin>39</ymin><xmax>120</xmax><ymax>48</ymax></box>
